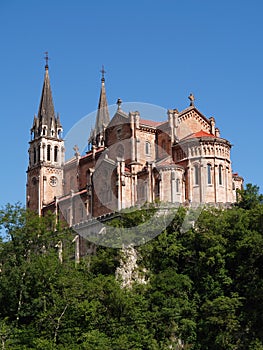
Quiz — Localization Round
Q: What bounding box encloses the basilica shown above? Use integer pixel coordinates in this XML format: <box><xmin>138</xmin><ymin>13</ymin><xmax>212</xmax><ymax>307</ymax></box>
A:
<box><xmin>26</xmin><ymin>61</ymin><xmax>243</xmax><ymax>230</ymax></box>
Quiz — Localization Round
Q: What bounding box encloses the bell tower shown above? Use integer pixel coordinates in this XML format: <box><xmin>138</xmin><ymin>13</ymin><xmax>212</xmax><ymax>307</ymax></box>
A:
<box><xmin>26</xmin><ymin>54</ymin><xmax>64</xmax><ymax>214</ymax></box>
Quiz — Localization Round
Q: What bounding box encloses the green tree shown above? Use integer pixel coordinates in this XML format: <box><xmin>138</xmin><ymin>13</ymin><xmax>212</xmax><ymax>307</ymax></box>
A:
<box><xmin>1</xmin><ymin>197</ymin><xmax>263</xmax><ymax>349</ymax></box>
<box><xmin>236</xmin><ymin>183</ymin><xmax>263</xmax><ymax>209</ymax></box>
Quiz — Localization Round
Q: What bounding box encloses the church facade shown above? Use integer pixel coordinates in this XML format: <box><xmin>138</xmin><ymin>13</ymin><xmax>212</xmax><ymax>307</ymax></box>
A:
<box><xmin>26</xmin><ymin>62</ymin><xmax>243</xmax><ymax>227</ymax></box>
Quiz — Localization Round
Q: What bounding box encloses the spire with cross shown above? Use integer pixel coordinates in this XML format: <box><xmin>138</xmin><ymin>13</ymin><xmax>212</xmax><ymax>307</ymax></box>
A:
<box><xmin>34</xmin><ymin>51</ymin><xmax>62</xmax><ymax>139</ymax></box>
<box><xmin>88</xmin><ymin>65</ymin><xmax>110</xmax><ymax>147</ymax></box>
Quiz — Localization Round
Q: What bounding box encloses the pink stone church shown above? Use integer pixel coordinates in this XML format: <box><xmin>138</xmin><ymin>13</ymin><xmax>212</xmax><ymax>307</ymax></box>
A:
<box><xmin>26</xmin><ymin>61</ymin><xmax>243</xmax><ymax>229</ymax></box>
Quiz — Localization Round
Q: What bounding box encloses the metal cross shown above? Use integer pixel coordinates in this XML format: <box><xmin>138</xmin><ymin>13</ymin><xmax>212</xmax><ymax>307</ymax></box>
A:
<box><xmin>100</xmin><ymin>65</ymin><xmax>106</xmax><ymax>80</ymax></box>
<box><xmin>188</xmin><ymin>93</ymin><xmax>195</xmax><ymax>106</ymax></box>
<box><xmin>44</xmin><ymin>51</ymin><xmax>49</xmax><ymax>67</ymax></box>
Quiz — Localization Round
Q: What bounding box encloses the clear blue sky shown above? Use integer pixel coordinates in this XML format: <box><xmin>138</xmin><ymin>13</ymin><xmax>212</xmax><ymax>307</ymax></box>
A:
<box><xmin>0</xmin><ymin>0</ymin><xmax>262</xmax><ymax>208</ymax></box>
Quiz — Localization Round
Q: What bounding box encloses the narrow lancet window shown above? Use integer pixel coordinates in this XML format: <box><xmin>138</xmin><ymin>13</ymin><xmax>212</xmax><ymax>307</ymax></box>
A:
<box><xmin>47</xmin><ymin>145</ymin><xmax>51</xmax><ymax>161</ymax></box>
<box><xmin>37</xmin><ymin>145</ymin><xmax>41</xmax><ymax>162</ymax></box>
<box><xmin>54</xmin><ymin>146</ymin><xmax>58</xmax><ymax>162</ymax></box>
<box><xmin>219</xmin><ymin>165</ymin><xmax>223</xmax><ymax>185</ymax></box>
<box><xmin>194</xmin><ymin>164</ymin><xmax>199</xmax><ymax>185</ymax></box>
<box><xmin>207</xmin><ymin>164</ymin><xmax>212</xmax><ymax>185</ymax></box>
<box><xmin>176</xmin><ymin>178</ymin><xmax>180</xmax><ymax>193</ymax></box>
<box><xmin>145</xmin><ymin>141</ymin><xmax>150</xmax><ymax>155</ymax></box>
<box><xmin>33</xmin><ymin>148</ymin><xmax>36</xmax><ymax>164</ymax></box>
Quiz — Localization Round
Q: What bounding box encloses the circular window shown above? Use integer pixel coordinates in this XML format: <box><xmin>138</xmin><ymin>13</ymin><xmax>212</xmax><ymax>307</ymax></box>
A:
<box><xmin>49</xmin><ymin>176</ymin><xmax>58</xmax><ymax>187</ymax></box>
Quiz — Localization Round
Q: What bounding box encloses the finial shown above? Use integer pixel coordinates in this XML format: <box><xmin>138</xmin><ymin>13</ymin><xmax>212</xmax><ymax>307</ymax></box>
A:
<box><xmin>73</xmin><ymin>144</ymin><xmax>80</xmax><ymax>158</ymax></box>
<box><xmin>44</xmin><ymin>51</ymin><xmax>50</xmax><ymax>70</ymax></box>
<box><xmin>188</xmin><ymin>93</ymin><xmax>195</xmax><ymax>106</ymax></box>
<box><xmin>100</xmin><ymin>65</ymin><xmax>106</xmax><ymax>82</ymax></box>
<box><xmin>116</xmin><ymin>98</ymin><xmax>122</xmax><ymax>110</ymax></box>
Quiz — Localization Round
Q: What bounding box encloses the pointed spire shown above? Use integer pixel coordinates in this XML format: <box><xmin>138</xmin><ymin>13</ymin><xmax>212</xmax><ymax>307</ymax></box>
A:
<box><xmin>31</xmin><ymin>53</ymin><xmax>62</xmax><ymax>140</ymax></box>
<box><xmin>89</xmin><ymin>66</ymin><xmax>110</xmax><ymax>147</ymax></box>
<box><xmin>38</xmin><ymin>54</ymin><xmax>56</xmax><ymax>128</ymax></box>
<box><xmin>95</xmin><ymin>65</ymin><xmax>110</xmax><ymax>133</ymax></box>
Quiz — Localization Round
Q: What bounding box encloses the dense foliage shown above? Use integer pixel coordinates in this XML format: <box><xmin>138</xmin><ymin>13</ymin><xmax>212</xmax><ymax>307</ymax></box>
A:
<box><xmin>0</xmin><ymin>184</ymin><xmax>262</xmax><ymax>349</ymax></box>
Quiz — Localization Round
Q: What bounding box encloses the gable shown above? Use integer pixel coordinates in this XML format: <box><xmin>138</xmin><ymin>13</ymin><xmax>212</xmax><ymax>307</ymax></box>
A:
<box><xmin>176</xmin><ymin>107</ymin><xmax>212</xmax><ymax>140</ymax></box>
<box><xmin>106</xmin><ymin>110</ymin><xmax>132</xmax><ymax>147</ymax></box>
<box><xmin>107</xmin><ymin>110</ymin><xmax>129</xmax><ymax>129</ymax></box>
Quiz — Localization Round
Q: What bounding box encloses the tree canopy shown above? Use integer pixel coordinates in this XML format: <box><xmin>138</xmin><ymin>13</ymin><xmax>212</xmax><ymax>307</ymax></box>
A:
<box><xmin>0</xmin><ymin>185</ymin><xmax>262</xmax><ymax>349</ymax></box>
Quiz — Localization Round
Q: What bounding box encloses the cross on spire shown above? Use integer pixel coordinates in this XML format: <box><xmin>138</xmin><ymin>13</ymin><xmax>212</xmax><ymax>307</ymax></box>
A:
<box><xmin>188</xmin><ymin>93</ymin><xmax>195</xmax><ymax>106</ymax></box>
<box><xmin>44</xmin><ymin>51</ymin><xmax>49</xmax><ymax>70</ymax></box>
<box><xmin>100</xmin><ymin>65</ymin><xmax>106</xmax><ymax>81</ymax></box>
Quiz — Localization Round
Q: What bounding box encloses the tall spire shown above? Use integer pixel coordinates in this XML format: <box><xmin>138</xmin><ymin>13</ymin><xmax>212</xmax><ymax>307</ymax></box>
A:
<box><xmin>95</xmin><ymin>65</ymin><xmax>110</xmax><ymax>134</ymax></box>
<box><xmin>31</xmin><ymin>53</ymin><xmax>62</xmax><ymax>140</ymax></box>
<box><xmin>89</xmin><ymin>66</ymin><xmax>110</xmax><ymax>147</ymax></box>
<box><xmin>37</xmin><ymin>52</ymin><xmax>56</xmax><ymax>128</ymax></box>
<box><xmin>27</xmin><ymin>54</ymin><xmax>64</xmax><ymax>214</ymax></box>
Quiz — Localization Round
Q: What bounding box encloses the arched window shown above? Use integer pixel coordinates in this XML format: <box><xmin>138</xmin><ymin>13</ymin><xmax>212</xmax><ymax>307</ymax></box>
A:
<box><xmin>219</xmin><ymin>165</ymin><xmax>223</xmax><ymax>185</ymax></box>
<box><xmin>42</xmin><ymin>143</ymin><xmax>46</xmax><ymax>161</ymax></box>
<box><xmin>33</xmin><ymin>147</ymin><xmax>36</xmax><ymax>164</ymax></box>
<box><xmin>54</xmin><ymin>146</ymin><xmax>58</xmax><ymax>162</ymax></box>
<box><xmin>194</xmin><ymin>164</ymin><xmax>199</xmax><ymax>185</ymax></box>
<box><xmin>47</xmin><ymin>145</ymin><xmax>51</xmax><ymax>161</ymax></box>
<box><xmin>155</xmin><ymin>180</ymin><xmax>160</xmax><ymax>198</ymax></box>
<box><xmin>176</xmin><ymin>178</ymin><xmax>180</xmax><ymax>193</ymax></box>
<box><xmin>37</xmin><ymin>145</ymin><xmax>41</xmax><ymax>162</ymax></box>
<box><xmin>43</xmin><ymin>127</ymin><xmax>46</xmax><ymax>136</ymax></box>
<box><xmin>207</xmin><ymin>164</ymin><xmax>212</xmax><ymax>185</ymax></box>
<box><xmin>116</xmin><ymin>128</ymin><xmax>122</xmax><ymax>140</ymax></box>
<box><xmin>145</xmin><ymin>141</ymin><xmax>150</xmax><ymax>155</ymax></box>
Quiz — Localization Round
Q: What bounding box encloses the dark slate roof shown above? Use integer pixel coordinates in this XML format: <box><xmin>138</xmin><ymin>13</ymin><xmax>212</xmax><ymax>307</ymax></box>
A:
<box><xmin>94</xmin><ymin>78</ymin><xmax>110</xmax><ymax>135</ymax></box>
<box><xmin>38</xmin><ymin>66</ymin><xmax>56</xmax><ymax>128</ymax></box>
<box><xmin>31</xmin><ymin>65</ymin><xmax>62</xmax><ymax>140</ymax></box>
